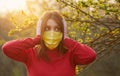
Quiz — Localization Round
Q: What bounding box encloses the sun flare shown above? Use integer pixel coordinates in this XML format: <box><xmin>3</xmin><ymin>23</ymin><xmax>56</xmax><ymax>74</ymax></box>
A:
<box><xmin>0</xmin><ymin>0</ymin><xmax>27</xmax><ymax>13</ymax></box>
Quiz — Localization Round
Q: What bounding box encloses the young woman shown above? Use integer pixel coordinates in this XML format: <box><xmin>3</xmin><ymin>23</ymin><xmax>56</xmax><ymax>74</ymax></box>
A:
<box><xmin>2</xmin><ymin>11</ymin><xmax>96</xmax><ymax>76</ymax></box>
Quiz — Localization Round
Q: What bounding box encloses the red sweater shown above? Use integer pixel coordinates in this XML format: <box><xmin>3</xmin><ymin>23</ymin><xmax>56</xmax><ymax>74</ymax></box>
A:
<box><xmin>2</xmin><ymin>36</ymin><xmax>96</xmax><ymax>76</ymax></box>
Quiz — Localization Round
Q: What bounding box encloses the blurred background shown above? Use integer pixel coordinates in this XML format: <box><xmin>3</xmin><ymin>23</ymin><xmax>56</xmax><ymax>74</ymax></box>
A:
<box><xmin>0</xmin><ymin>0</ymin><xmax>120</xmax><ymax>76</ymax></box>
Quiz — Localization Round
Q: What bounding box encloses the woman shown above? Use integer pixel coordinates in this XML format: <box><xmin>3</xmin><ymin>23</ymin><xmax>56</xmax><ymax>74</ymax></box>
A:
<box><xmin>2</xmin><ymin>11</ymin><xmax>96</xmax><ymax>76</ymax></box>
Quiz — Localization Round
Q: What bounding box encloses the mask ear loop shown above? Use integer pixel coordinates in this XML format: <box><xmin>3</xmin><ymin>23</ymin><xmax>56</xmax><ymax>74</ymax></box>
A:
<box><xmin>36</xmin><ymin>18</ymin><xmax>67</xmax><ymax>38</ymax></box>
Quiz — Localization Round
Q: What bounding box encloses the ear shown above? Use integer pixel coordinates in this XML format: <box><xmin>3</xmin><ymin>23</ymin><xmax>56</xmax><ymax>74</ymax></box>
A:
<box><xmin>36</xmin><ymin>18</ymin><xmax>42</xmax><ymax>35</ymax></box>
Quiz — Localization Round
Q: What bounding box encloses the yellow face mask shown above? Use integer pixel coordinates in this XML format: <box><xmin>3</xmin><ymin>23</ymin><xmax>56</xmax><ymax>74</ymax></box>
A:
<box><xmin>43</xmin><ymin>31</ymin><xmax>63</xmax><ymax>50</ymax></box>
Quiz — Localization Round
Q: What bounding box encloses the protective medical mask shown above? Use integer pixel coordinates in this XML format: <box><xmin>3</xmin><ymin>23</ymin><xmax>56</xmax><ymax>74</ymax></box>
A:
<box><xmin>43</xmin><ymin>31</ymin><xmax>63</xmax><ymax>50</ymax></box>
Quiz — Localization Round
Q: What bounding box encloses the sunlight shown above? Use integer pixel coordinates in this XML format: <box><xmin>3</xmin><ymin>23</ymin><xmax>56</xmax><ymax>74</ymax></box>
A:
<box><xmin>0</xmin><ymin>0</ymin><xmax>27</xmax><ymax>13</ymax></box>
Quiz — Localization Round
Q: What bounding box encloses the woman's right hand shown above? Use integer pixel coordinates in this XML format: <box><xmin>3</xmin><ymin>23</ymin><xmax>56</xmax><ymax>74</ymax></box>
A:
<box><xmin>33</xmin><ymin>35</ymin><xmax>41</xmax><ymax>45</ymax></box>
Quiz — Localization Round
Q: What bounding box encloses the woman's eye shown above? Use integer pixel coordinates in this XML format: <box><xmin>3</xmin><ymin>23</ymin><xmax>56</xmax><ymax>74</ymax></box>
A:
<box><xmin>55</xmin><ymin>27</ymin><xmax>60</xmax><ymax>31</ymax></box>
<box><xmin>45</xmin><ymin>27</ymin><xmax>49</xmax><ymax>31</ymax></box>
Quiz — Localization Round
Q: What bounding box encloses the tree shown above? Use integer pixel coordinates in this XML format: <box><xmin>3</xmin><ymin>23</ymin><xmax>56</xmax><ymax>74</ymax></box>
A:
<box><xmin>1</xmin><ymin>0</ymin><xmax>120</xmax><ymax>76</ymax></box>
<box><xmin>56</xmin><ymin>0</ymin><xmax>120</xmax><ymax>75</ymax></box>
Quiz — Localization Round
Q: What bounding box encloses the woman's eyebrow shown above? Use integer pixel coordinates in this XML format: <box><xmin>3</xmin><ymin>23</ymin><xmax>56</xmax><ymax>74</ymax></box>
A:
<box><xmin>56</xmin><ymin>26</ymin><xmax>61</xmax><ymax>29</ymax></box>
<box><xmin>46</xmin><ymin>24</ymin><xmax>51</xmax><ymax>26</ymax></box>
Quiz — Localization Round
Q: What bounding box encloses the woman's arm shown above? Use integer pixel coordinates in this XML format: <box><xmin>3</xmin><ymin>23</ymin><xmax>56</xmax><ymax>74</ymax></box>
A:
<box><xmin>2</xmin><ymin>35</ymin><xmax>40</xmax><ymax>63</ymax></box>
<box><xmin>64</xmin><ymin>37</ymin><xmax>96</xmax><ymax>65</ymax></box>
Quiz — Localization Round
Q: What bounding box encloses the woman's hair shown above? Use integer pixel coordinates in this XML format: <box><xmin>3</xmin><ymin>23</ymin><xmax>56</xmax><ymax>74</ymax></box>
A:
<box><xmin>35</xmin><ymin>10</ymin><xmax>67</xmax><ymax>61</ymax></box>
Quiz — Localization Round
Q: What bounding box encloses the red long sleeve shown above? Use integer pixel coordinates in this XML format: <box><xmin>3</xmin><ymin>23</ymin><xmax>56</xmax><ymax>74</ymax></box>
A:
<box><xmin>2</xmin><ymin>36</ymin><xmax>96</xmax><ymax>76</ymax></box>
<box><xmin>64</xmin><ymin>37</ymin><xmax>96</xmax><ymax>65</ymax></box>
<box><xmin>2</xmin><ymin>35</ymin><xmax>40</xmax><ymax>63</ymax></box>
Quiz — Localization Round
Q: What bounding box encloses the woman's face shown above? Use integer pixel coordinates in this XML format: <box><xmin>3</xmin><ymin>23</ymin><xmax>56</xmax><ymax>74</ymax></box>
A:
<box><xmin>44</xmin><ymin>19</ymin><xmax>61</xmax><ymax>32</ymax></box>
<box><xmin>42</xmin><ymin>19</ymin><xmax>63</xmax><ymax>50</ymax></box>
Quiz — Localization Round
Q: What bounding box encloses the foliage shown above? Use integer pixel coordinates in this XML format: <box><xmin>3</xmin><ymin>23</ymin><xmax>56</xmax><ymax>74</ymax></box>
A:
<box><xmin>0</xmin><ymin>0</ymin><xmax>120</xmax><ymax>76</ymax></box>
<box><xmin>8</xmin><ymin>11</ymin><xmax>38</xmax><ymax>39</ymax></box>
<box><xmin>57</xmin><ymin>0</ymin><xmax>120</xmax><ymax>74</ymax></box>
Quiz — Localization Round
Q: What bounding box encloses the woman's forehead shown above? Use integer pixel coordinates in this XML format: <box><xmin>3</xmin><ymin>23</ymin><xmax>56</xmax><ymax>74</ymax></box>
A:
<box><xmin>46</xmin><ymin>19</ymin><xmax>59</xmax><ymax>26</ymax></box>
